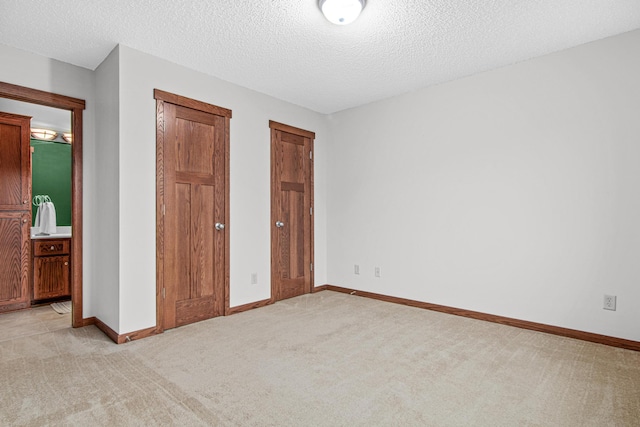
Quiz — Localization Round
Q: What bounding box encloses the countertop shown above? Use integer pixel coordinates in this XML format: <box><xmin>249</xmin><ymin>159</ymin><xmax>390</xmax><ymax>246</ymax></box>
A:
<box><xmin>31</xmin><ymin>226</ymin><xmax>72</xmax><ymax>239</ymax></box>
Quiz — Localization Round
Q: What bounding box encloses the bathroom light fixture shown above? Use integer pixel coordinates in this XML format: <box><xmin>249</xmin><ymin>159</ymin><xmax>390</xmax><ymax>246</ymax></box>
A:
<box><xmin>62</xmin><ymin>132</ymin><xmax>73</xmax><ymax>144</ymax></box>
<box><xmin>319</xmin><ymin>0</ymin><xmax>366</xmax><ymax>25</ymax></box>
<box><xmin>31</xmin><ymin>128</ymin><xmax>58</xmax><ymax>141</ymax></box>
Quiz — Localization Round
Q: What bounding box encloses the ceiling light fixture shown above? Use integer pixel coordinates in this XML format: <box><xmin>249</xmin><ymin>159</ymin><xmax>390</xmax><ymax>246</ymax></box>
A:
<box><xmin>319</xmin><ymin>0</ymin><xmax>366</xmax><ymax>25</ymax></box>
<box><xmin>31</xmin><ymin>128</ymin><xmax>58</xmax><ymax>141</ymax></box>
<box><xmin>62</xmin><ymin>133</ymin><xmax>73</xmax><ymax>144</ymax></box>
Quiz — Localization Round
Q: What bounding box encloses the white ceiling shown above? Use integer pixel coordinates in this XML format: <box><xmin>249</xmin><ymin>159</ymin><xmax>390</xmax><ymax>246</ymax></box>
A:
<box><xmin>1</xmin><ymin>0</ymin><xmax>640</xmax><ymax>114</ymax></box>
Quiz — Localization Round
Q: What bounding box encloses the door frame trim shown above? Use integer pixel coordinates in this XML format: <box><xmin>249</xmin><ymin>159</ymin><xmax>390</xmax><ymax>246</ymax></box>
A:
<box><xmin>154</xmin><ymin>89</ymin><xmax>232</xmax><ymax>333</ymax></box>
<box><xmin>0</xmin><ymin>81</ymin><xmax>85</xmax><ymax>328</ymax></box>
<box><xmin>269</xmin><ymin>120</ymin><xmax>315</xmax><ymax>302</ymax></box>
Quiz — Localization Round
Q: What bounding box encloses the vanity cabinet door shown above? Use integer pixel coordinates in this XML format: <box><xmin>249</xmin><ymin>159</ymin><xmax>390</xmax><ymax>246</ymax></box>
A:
<box><xmin>33</xmin><ymin>255</ymin><xmax>70</xmax><ymax>301</ymax></box>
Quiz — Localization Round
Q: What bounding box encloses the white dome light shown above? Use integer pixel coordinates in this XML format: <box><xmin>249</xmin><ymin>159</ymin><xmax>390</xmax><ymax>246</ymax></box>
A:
<box><xmin>319</xmin><ymin>0</ymin><xmax>366</xmax><ymax>25</ymax></box>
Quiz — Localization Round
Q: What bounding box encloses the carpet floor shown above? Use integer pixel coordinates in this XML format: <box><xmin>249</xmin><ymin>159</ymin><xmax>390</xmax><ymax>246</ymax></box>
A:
<box><xmin>1</xmin><ymin>291</ymin><xmax>639</xmax><ymax>426</ymax></box>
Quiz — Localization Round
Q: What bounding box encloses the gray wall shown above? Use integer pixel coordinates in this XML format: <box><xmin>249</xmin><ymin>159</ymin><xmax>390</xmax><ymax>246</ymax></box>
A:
<box><xmin>0</xmin><ymin>43</ymin><xmax>97</xmax><ymax>318</ymax></box>
<box><xmin>94</xmin><ymin>46</ymin><xmax>121</xmax><ymax>329</ymax></box>
<box><xmin>112</xmin><ymin>46</ymin><xmax>328</xmax><ymax>332</ymax></box>
<box><xmin>326</xmin><ymin>30</ymin><xmax>640</xmax><ymax>341</ymax></box>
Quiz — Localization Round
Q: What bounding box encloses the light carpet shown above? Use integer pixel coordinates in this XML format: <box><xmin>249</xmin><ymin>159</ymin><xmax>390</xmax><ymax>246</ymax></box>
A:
<box><xmin>1</xmin><ymin>291</ymin><xmax>639</xmax><ymax>426</ymax></box>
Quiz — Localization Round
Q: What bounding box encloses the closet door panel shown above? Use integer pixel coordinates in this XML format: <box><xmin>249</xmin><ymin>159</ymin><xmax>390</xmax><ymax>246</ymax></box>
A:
<box><xmin>0</xmin><ymin>112</ymin><xmax>31</xmax><ymax>312</ymax></box>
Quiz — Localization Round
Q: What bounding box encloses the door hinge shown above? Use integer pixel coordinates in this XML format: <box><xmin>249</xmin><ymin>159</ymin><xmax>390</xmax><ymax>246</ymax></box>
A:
<box><xmin>162</xmin><ymin>204</ymin><xmax>166</xmax><ymax>216</ymax></box>
<box><xmin>310</xmin><ymin>263</ymin><xmax>313</xmax><ymax>272</ymax></box>
<box><xmin>309</xmin><ymin>151</ymin><xmax>313</xmax><ymax>160</ymax></box>
<box><xmin>163</xmin><ymin>288</ymin><xmax>166</xmax><ymax>299</ymax></box>
<box><xmin>310</xmin><ymin>207</ymin><xmax>313</xmax><ymax>216</ymax></box>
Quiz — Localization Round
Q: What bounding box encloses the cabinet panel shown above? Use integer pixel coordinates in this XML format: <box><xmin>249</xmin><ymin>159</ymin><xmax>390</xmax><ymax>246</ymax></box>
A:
<box><xmin>33</xmin><ymin>255</ymin><xmax>70</xmax><ymax>300</ymax></box>
<box><xmin>0</xmin><ymin>112</ymin><xmax>31</xmax><ymax>211</ymax></box>
<box><xmin>0</xmin><ymin>212</ymin><xmax>30</xmax><ymax>311</ymax></box>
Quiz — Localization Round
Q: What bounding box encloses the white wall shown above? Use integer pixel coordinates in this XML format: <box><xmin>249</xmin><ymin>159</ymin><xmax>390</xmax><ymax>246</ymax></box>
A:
<box><xmin>117</xmin><ymin>46</ymin><xmax>328</xmax><ymax>333</ymax></box>
<box><xmin>0</xmin><ymin>43</ymin><xmax>97</xmax><ymax>319</ymax></box>
<box><xmin>93</xmin><ymin>46</ymin><xmax>120</xmax><ymax>329</ymax></box>
<box><xmin>326</xmin><ymin>29</ymin><xmax>640</xmax><ymax>342</ymax></box>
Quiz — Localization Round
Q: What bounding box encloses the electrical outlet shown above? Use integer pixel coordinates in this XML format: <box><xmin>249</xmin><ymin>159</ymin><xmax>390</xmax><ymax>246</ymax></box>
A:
<box><xmin>354</xmin><ymin>264</ymin><xmax>360</xmax><ymax>275</ymax></box>
<box><xmin>251</xmin><ymin>273</ymin><xmax>258</xmax><ymax>285</ymax></box>
<box><xmin>375</xmin><ymin>266</ymin><xmax>381</xmax><ymax>278</ymax></box>
<box><xmin>603</xmin><ymin>294</ymin><xmax>616</xmax><ymax>311</ymax></box>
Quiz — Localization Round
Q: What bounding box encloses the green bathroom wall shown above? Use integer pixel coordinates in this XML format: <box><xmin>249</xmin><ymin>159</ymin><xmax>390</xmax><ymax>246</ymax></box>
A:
<box><xmin>31</xmin><ymin>139</ymin><xmax>72</xmax><ymax>226</ymax></box>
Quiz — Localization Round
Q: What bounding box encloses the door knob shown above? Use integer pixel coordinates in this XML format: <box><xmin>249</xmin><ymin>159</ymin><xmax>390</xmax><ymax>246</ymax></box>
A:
<box><xmin>215</xmin><ymin>223</ymin><xmax>225</xmax><ymax>231</ymax></box>
<box><xmin>275</xmin><ymin>221</ymin><xmax>284</xmax><ymax>228</ymax></box>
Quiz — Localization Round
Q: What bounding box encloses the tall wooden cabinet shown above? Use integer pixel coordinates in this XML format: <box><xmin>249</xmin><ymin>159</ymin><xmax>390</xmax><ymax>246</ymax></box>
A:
<box><xmin>0</xmin><ymin>112</ymin><xmax>32</xmax><ymax>313</ymax></box>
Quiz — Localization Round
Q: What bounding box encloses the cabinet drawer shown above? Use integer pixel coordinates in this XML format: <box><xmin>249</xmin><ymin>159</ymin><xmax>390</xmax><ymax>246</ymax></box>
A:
<box><xmin>33</xmin><ymin>239</ymin><xmax>70</xmax><ymax>256</ymax></box>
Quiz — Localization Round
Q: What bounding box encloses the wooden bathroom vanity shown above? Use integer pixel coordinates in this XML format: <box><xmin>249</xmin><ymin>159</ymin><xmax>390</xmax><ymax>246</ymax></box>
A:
<box><xmin>32</xmin><ymin>238</ymin><xmax>71</xmax><ymax>302</ymax></box>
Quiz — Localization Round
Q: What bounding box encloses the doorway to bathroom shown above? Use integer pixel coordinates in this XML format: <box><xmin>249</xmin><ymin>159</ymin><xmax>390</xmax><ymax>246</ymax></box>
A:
<box><xmin>0</xmin><ymin>82</ymin><xmax>85</xmax><ymax>328</ymax></box>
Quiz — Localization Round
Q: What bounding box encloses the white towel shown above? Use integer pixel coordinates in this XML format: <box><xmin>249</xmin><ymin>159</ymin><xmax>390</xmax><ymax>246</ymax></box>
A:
<box><xmin>34</xmin><ymin>202</ymin><xmax>57</xmax><ymax>234</ymax></box>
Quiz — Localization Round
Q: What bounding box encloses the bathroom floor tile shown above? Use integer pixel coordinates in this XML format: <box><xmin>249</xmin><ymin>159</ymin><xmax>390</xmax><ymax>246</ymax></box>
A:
<box><xmin>0</xmin><ymin>304</ymin><xmax>71</xmax><ymax>342</ymax></box>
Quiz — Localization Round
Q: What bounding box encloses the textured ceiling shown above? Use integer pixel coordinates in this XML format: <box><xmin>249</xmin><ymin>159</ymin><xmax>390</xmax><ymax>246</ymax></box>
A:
<box><xmin>1</xmin><ymin>0</ymin><xmax>640</xmax><ymax>114</ymax></box>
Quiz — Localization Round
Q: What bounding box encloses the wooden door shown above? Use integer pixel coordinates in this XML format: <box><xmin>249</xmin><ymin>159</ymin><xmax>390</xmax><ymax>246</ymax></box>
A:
<box><xmin>270</xmin><ymin>121</ymin><xmax>314</xmax><ymax>302</ymax></box>
<box><xmin>155</xmin><ymin>90</ymin><xmax>231</xmax><ymax>330</ymax></box>
<box><xmin>0</xmin><ymin>112</ymin><xmax>31</xmax><ymax>312</ymax></box>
